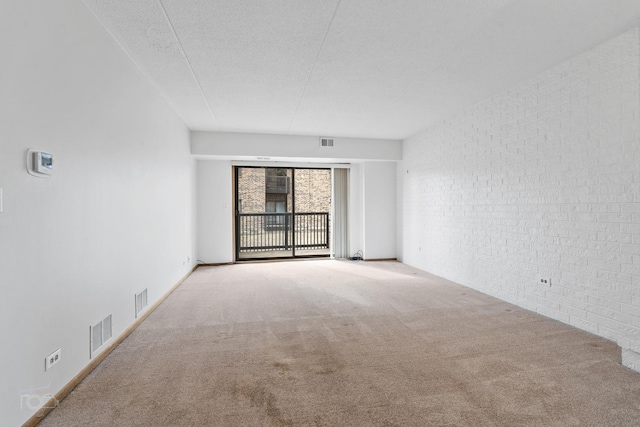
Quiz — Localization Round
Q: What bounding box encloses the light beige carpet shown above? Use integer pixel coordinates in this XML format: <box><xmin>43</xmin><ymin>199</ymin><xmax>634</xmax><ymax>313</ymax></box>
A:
<box><xmin>41</xmin><ymin>260</ymin><xmax>640</xmax><ymax>426</ymax></box>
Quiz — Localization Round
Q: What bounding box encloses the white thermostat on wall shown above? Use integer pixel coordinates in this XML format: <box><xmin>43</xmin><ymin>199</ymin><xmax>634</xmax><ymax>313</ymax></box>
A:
<box><xmin>26</xmin><ymin>149</ymin><xmax>54</xmax><ymax>177</ymax></box>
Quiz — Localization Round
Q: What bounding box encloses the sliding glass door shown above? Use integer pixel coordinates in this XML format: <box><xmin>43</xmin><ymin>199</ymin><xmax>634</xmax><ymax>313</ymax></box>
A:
<box><xmin>235</xmin><ymin>166</ymin><xmax>331</xmax><ymax>260</ymax></box>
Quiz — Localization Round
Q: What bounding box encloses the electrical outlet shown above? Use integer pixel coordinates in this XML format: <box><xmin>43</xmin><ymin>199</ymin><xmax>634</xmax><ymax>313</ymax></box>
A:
<box><xmin>539</xmin><ymin>277</ymin><xmax>551</xmax><ymax>287</ymax></box>
<box><xmin>45</xmin><ymin>349</ymin><xmax>61</xmax><ymax>371</ymax></box>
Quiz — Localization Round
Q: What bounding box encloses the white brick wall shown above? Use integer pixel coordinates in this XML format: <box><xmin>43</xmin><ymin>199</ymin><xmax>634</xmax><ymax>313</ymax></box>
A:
<box><xmin>398</xmin><ymin>28</ymin><xmax>640</xmax><ymax>343</ymax></box>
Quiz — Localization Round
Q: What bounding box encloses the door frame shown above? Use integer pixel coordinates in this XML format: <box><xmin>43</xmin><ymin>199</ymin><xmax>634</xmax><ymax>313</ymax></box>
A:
<box><xmin>233</xmin><ymin>165</ymin><xmax>331</xmax><ymax>261</ymax></box>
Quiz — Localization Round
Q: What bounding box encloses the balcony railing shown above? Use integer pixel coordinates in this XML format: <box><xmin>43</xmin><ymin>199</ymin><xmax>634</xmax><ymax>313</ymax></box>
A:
<box><xmin>238</xmin><ymin>212</ymin><xmax>329</xmax><ymax>252</ymax></box>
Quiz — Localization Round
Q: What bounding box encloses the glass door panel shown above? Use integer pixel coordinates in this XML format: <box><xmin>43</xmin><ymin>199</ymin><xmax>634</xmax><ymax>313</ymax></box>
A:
<box><xmin>236</xmin><ymin>167</ymin><xmax>293</xmax><ymax>260</ymax></box>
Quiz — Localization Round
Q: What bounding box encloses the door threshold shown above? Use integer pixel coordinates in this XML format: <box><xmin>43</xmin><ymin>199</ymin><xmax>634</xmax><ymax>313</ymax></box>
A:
<box><xmin>235</xmin><ymin>256</ymin><xmax>332</xmax><ymax>264</ymax></box>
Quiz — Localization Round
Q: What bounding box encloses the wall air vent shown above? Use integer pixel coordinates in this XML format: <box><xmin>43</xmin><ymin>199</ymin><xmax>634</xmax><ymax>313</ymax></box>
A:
<box><xmin>135</xmin><ymin>288</ymin><xmax>148</xmax><ymax>318</ymax></box>
<box><xmin>90</xmin><ymin>314</ymin><xmax>113</xmax><ymax>358</ymax></box>
<box><xmin>320</xmin><ymin>137</ymin><xmax>334</xmax><ymax>147</ymax></box>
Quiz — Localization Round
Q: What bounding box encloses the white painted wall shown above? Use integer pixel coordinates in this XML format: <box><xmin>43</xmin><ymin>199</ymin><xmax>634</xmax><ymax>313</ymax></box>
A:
<box><xmin>191</xmin><ymin>131</ymin><xmax>402</xmax><ymax>162</ymax></box>
<box><xmin>399</xmin><ymin>29</ymin><xmax>640</xmax><ymax>343</ymax></box>
<box><xmin>363</xmin><ymin>162</ymin><xmax>397</xmax><ymax>259</ymax></box>
<box><xmin>197</xmin><ymin>160</ymin><xmax>234</xmax><ymax>263</ymax></box>
<box><xmin>348</xmin><ymin>163</ymin><xmax>364</xmax><ymax>257</ymax></box>
<box><xmin>0</xmin><ymin>1</ymin><xmax>195</xmax><ymax>425</ymax></box>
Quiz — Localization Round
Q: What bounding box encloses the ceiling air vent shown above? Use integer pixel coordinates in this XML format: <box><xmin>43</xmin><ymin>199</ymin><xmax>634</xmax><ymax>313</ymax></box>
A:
<box><xmin>320</xmin><ymin>137</ymin><xmax>334</xmax><ymax>147</ymax></box>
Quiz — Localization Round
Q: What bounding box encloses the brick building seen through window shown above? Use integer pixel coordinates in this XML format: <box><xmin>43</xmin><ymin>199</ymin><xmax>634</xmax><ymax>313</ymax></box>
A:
<box><xmin>238</xmin><ymin>168</ymin><xmax>331</xmax><ymax>215</ymax></box>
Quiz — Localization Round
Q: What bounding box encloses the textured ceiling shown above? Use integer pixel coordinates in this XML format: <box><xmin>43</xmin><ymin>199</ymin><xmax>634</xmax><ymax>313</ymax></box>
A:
<box><xmin>83</xmin><ymin>0</ymin><xmax>640</xmax><ymax>139</ymax></box>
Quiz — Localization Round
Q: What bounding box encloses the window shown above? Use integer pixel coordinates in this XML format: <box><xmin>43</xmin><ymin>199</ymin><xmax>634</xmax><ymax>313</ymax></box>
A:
<box><xmin>266</xmin><ymin>200</ymin><xmax>286</xmax><ymax>213</ymax></box>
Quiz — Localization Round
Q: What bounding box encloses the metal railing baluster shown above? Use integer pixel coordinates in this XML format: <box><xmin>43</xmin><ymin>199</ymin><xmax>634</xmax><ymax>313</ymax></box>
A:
<box><xmin>238</xmin><ymin>212</ymin><xmax>329</xmax><ymax>254</ymax></box>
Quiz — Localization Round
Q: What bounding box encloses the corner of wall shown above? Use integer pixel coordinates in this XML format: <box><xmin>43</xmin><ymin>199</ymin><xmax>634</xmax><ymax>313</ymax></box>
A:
<box><xmin>399</xmin><ymin>27</ymin><xmax>640</xmax><ymax>345</ymax></box>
